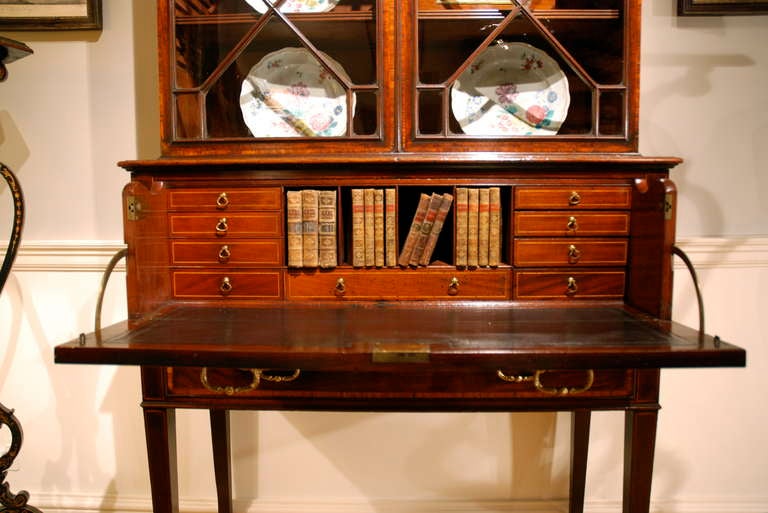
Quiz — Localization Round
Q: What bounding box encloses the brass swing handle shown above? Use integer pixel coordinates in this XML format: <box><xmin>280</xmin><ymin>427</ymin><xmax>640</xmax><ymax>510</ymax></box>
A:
<box><xmin>496</xmin><ymin>369</ymin><xmax>595</xmax><ymax>395</ymax></box>
<box><xmin>200</xmin><ymin>368</ymin><xmax>301</xmax><ymax>396</ymax></box>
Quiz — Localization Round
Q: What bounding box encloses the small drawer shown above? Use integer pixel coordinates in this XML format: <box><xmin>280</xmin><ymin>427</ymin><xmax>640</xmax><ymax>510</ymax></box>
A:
<box><xmin>171</xmin><ymin>240</ymin><xmax>283</xmax><ymax>266</ymax></box>
<box><xmin>169</xmin><ymin>213</ymin><xmax>282</xmax><ymax>238</ymax></box>
<box><xmin>172</xmin><ymin>271</ymin><xmax>282</xmax><ymax>299</ymax></box>
<box><xmin>514</xmin><ymin>212</ymin><xmax>630</xmax><ymax>236</ymax></box>
<box><xmin>166</xmin><ymin>367</ymin><xmax>634</xmax><ymax>401</ymax></box>
<box><xmin>514</xmin><ymin>239</ymin><xmax>628</xmax><ymax>267</ymax></box>
<box><xmin>514</xmin><ymin>186</ymin><xmax>631</xmax><ymax>210</ymax></box>
<box><xmin>168</xmin><ymin>187</ymin><xmax>282</xmax><ymax>211</ymax></box>
<box><xmin>515</xmin><ymin>271</ymin><xmax>625</xmax><ymax>299</ymax></box>
<box><xmin>286</xmin><ymin>269</ymin><xmax>510</xmax><ymax>300</ymax></box>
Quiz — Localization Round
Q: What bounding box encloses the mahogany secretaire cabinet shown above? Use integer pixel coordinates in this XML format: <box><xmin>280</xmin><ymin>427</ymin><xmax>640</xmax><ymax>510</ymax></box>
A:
<box><xmin>55</xmin><ymin>1</ymin><xmax>746</xmax><ymax>512</ymax></box>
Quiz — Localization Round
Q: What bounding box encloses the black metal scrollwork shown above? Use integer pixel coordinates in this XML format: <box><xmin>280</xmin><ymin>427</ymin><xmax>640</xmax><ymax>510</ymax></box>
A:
<box><xmin>1</xmin><ymin>164</ymin><xmax>42</xmax><ymax>513</ymax></box>
<box><xmin>0</xmin><ymin>404</ymin><xmax>41</xmax><ymax>513</ymax></box>
<box><xmin>1</xmin><ymin>164</ymin><xmax>24</xmax><ymax>293</ymax></box>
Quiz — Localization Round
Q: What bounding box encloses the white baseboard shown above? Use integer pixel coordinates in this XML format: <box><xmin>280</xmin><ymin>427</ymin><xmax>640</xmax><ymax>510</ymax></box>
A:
<box><xmin>29</xmin><ymin>494</ymin><xmax>768</xmax><ymax>513</ymax></box>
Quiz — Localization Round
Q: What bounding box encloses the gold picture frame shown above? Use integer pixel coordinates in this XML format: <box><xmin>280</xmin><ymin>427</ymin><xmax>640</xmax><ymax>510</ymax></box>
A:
<box><xmin>0</xmin><ymin>0</ymin><xmax>102</xmax><ymax>30</ymax></box>
<box><xmin>678</xmin><ymin>0</ymin><xmax>768</xmax><ymax>15</ymax></box>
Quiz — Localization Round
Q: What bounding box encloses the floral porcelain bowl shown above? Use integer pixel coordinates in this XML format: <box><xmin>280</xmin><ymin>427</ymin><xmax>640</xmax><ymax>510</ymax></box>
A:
<box><xmin>451</xmin><ymin>42</ymin><xmax>570</xmax><ymax>136</ymax></box>
<box><xmin>239</xmin><ymin>47</ymin><xmax>354</xmax><ymax>138</ymax></box>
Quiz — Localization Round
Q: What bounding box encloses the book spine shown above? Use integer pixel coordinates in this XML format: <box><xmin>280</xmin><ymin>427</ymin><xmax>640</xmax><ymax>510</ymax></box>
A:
<box><xmin>318</xmin><ymin>190</ymin><xmax>337</xmax><ymax>269</ymax></box>
<box><xmin>419</xmin><ymin>193</ymin><xmax>453</xmax><ymax>266</ymax></box>
<box><xmin>374</xmin><ymin>188</ymin><xmax>385</xmax><ymax>267</ymax></box>
<box><xmin>455</xmin><ymin>187</ymin><xmax>468</xmax><ymax>268</ymax></box>
<box><xmin>301</xmin><ymin>189</ymin><xmax>319</xmax><ymax>268</ymax></box>
<box><xmin>467</xmin><ymin>188</ymin><xmax>479</xmax><ymax>268</ymax></box>
<box><xmin>478</xmin><ymin>188</ymin><xmax>490</xmax><ymax>267</ymax></box>
<box><xmin>398</xmin><ymin>193</ymin><xmax>431</xmax><ymax>267</ymax></box>
<box><xmin>364</xmin><ymin>188</ymin><xmax>375</xmax><ymax>267</ymax></box>
<box><xmin>351</xmin><ymin>188</ymin><xmax>365</xmax><ymax>268</ymax></box>
<box><xmin>286</xmin><ymin>190</ymin><xmax>303</xmax><ymax>268</ymax></box>
<box><xmin>488</xmin><ymin>186</ymin><xmax>501</xmax><ymax>267</ymax></box>
<box><xmin>385</xmin><ymin>188</ymin><xmax>397</xmax><ymax>267</ymax></box>
<box><xmin>410</xmin><ymin>193</ymin><xmax>443</xmax><ymax>266</ymax></box>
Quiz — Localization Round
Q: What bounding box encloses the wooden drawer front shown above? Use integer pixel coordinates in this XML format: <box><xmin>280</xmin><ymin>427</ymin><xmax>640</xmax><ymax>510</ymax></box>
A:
<box><xmin>169</xmin><ymin>213</ymin><xmax>282</xmax><ymax>238</ymax></box>
<box><xmin>169</xmin><ymin>187</ymin><xmax>282</xmax><ymax>211</ymax></box>
<box><xmin>515</xmin><ymin>271</ymin><xmax>625</xmax><ymax>299</ymax></box>
<box><xmin>286</xmin><ymin>269</ymin><xmax>510</xmax><ymax>300</ymax></box>
<box><xmin>166</xmin><ymin>367</ymin><xmax>634</xmax><ymax>401</ymax></box>
<box><xmin>514</xmin><ymin>239</ymin><xmax>628</xmax><ymax>267</ymax></box>
<box><xmin>514</xmin><ymin>212</ymin><xmax>630</xmax><ymax>236</ymax></box>
<box><xmin>514</xmin><ymin>186</ymin><xmax>631</xmax><ymax>210</ymax></box>
<box><xmin>171</xmin><ymin>241</ymin><xmax>283</xmax><ymax>266</ymax></box>
<box><xmin>173</xmin><ymin>271</ymin><xmax>282</xmax><ymax>299</ymax></box>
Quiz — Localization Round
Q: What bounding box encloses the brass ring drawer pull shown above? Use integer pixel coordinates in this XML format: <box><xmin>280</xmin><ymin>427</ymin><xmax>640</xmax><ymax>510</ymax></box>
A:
<box><xmin>566</xmin><ymin>276</ymin><xmax>578</xmax><ymax>295</ymax></box>
<box><xmin>219</xmin><ymin>276</ymin><xmax>232</xmax><ymax>295</ymax></box>
<box><xmin>218</xmin><ymin>245</ymin><xmax>231</xmax><ymax>263</ymax></box>
<box><xmin>200</xmin><ymin>368</ymin><xmax>301</xmax><ymax>396</ymax></box>
<box><xmin>334</xmin><ymin>277</ymin><xmax>346</xmax><ymax>296</ymax></box>
<box><xmin>497</xmin><ymin>369</ymin><xmax>595</xmax><ymax>395</ymax></box>
<box><xmin>447</xmin><ymin>276</ymin><xmax>460</xmax><ymax>296</ymax></box>
<box><xmin>216</xmin><ymin>192</ymin><xmax>229</xmax><ymax>209</ymax></box>
<box><xmin>216</xmin><ymin>217</ymin><xmax>228</xmax><ymax>236</ymax></box>
<box><xmin>567</xmin><ymin>244</ymin><xmax>581</xmax><ymax>264</ymax></box>
<box><xmin>566</xmin><ymin>216</ymin><xmax>578</xmax><ymax>232</ymax></box>
<box><xmin>568</xmin><ymin>191</ymin><xmax>581</xmax><ymax>206</ymax></box>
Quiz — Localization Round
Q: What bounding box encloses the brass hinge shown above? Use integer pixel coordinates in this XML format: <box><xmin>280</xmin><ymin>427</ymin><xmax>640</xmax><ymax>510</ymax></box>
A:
<box><xmin>126</xmin><ymin>195</ymin><xmax>142</xmax><ymax>221</ymax></box>
<box><xmin>664</xmin><ymin>193</ymin><xmax>674</xmax><ymax>220</ymax></box>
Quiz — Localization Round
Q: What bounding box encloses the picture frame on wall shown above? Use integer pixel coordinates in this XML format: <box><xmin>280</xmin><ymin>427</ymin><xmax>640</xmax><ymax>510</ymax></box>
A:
<box><xmin>678</xmin><ymin>0</ymin><xmax>768</xmax><ymax>15</ymax></box>
<box><xmin>0</xmin><ymin>0</ymin><xmax>102</xmax><ymax>30</ymax></box>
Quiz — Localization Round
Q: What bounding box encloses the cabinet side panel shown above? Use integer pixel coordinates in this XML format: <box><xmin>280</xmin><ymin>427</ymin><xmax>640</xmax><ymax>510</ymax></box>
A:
<box><xmin>626</xmin><ymin>174</ymin><xmax>675</xmax><ymax>319</ymax></box>
<box><xmin>124</xmin><ymin>178</ymin><xmax>171</xmax><ymax>318</ymax></box>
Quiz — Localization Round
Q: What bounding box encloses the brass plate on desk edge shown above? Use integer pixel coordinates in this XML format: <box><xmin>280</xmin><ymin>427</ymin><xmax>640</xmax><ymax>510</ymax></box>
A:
<box><xmin>372</xmin><ymin>342</ymin><xmax>430</xmax><ymax>363</ymax></box>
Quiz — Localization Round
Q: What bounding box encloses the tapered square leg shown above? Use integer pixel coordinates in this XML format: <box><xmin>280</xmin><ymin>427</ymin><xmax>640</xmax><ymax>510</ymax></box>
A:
<box><xmin>623</xmin><ymin>408</ymin><xmax>659</xmax><ymax>513</ymax></box>
<box><xmin>143</xmin><ymin>407</ymin><xmax>179</xmax><ymax>513</ymax></box>
<box><xmin>210</xmin><ymin>409</ymin><xmax>233</xmax><ymax>513</ymax></box>
<box><xmin>569</xmin><ymin>409</ymin><xmax>591</xmax><ymax>513</ymax></box>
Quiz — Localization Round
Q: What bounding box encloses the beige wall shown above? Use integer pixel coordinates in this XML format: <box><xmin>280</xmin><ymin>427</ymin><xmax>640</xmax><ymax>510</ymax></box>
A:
<box><xmin>0</xmin><ymin>1</ymin><xmax>766</xmax><ymax>512</ymax></box>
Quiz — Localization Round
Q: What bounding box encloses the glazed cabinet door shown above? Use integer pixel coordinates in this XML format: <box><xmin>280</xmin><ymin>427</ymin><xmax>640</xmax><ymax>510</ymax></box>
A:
<box><xmin>403</xmin><ymin>0</ymin><xmax>640</xmax><ymax>153</ymax></box>
<box><xmin>162</xmin><ymin>0</ymin><xmax>395</xmax><ymax>156</ymax></box>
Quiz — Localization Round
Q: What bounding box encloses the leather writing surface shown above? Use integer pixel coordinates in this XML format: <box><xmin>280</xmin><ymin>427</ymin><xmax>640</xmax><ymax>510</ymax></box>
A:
<box><xmin>56</xmin><ymin>304</ymin><xmax>745</xmax><ymax>371</ymax></box>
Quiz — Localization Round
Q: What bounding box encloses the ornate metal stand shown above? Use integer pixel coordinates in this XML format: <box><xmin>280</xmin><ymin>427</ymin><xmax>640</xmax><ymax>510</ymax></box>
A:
<box><xmin>0</xmin><ymin>404</ymin><xmax>41</xmax><ymax>513</ymax></box>
<box><xmin>1</xmin><ymin>37</ymin><xmax>41</xmax><ymax>513</ymax></box>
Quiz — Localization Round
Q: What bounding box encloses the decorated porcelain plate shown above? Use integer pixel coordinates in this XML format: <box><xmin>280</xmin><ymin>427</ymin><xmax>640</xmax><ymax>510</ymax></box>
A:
<box><xmin>451</xmin><ymin>42</ymin><xmax>570</xmax><ymax>136</ymax></box>
<box><xmin>244</xmin><ymin>0</ymin><xmax>339</xmax><ymax>13</ymax></box>
<box><xmin>239</xmin><ymin>47</ymin><xmax>353</xmax><ymax>138</ymax></box>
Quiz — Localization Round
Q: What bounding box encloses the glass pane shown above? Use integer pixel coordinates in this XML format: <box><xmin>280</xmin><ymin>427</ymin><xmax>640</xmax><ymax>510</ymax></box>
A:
<box><xmin>417</xmin><ymin>89</ymin><xmax>444</xmax><ymax>135</ymax></box>
<box><xmin>175</xmin><ymin>92</ymin><xmax>203</xmax><ymax>139</ymax></box>
<box><xmin>416</xmin><ymin>0</ymin><xmax>628</xmax><ymax>141</ymax></box>
<box><xmin>599</xmin><ymin>90</ymin><xmax>625</xmax><ymax>136</ymax></box>
<box><xmin>171</xmin><ymin>0</ymin><xmax>379</xmax><ymax>141</ymax></box>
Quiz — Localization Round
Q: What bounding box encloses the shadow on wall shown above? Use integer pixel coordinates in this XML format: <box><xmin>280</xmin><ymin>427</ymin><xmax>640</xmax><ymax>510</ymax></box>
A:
<box><xmin>223</xmin><ymin>410</ymin><xmax>571</xmax><ymax>507</ymax></box>
<box><xmin>131</xmin><ymin>0</ymin><xmax>160</xmax><ymax>160</ymax></box>
<box><xmin>0</xmin><ymin>111</ymin><xmax>31</xmax><ymax>173</ymax></box>
<box><xmin>641</xmin><ymin>50</ymin><xmax>754</xmax><ymax>238</ymax></box>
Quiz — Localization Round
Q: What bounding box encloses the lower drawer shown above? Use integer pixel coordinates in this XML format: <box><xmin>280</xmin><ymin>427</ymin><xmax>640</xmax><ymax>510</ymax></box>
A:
<box><xmin>172</xmin><ymin>271</ymin><xmax>282</xmax><ymax>299</ymax></box>
<box><xmin>166</xmin><ymin>367</ymin><xmax>634</xmax><ymax>401</ymax></box>
<box><xmin>514</xmin><ymin>271</ymin><xmax>625</xmax><ymax>299</ymax></box>
<box><xmin>285</xmin><ymin>269</ymin><xmax>510</xmax><ymax>300</ymax></box>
